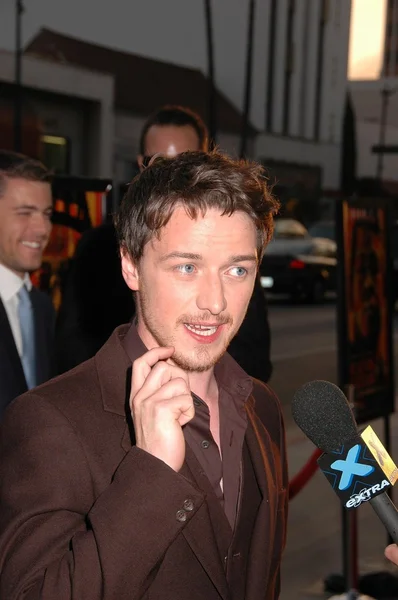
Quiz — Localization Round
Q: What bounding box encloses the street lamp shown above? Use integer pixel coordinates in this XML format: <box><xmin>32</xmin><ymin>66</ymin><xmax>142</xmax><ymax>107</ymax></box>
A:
<box><xmin>240</xmin><ymin>0</ymin><xmax>255</xmax><ymax>159</ymax></box>
<box><xmin>14</xmin><ymin>0</ymin><xmax>24</xmax><ymax>152</ymax></box>
<box><xmin>204</xmin><ymin>0</ymin><xmax>217</xmax><ymax>147</ymax></box>
<box><xmin>376</xmin><ymin>83</ymin><xmax>397</xmax><ymax>181</ymax></box>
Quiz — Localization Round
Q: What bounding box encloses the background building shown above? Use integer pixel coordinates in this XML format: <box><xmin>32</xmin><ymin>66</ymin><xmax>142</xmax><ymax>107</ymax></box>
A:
<box><xmin>0</xmin><ymin>31</ymin><xmax>252</xmax><ymax>198</ymax></box>
<box><xmin>0</xmin><ymin>0</ymin><xmax>352</xmax><ymax>213</ymax></box>
<box><xmin>350</xmin><ymin>79</ymin><xmax>398</xmax><ymax>186</ymax></box>
<box><xmin>255</xmin><ymin>0</ymin><xmax>351</xmax><ymax>221</ymax></box>
<box><xmin>349</xmin><ymin>0</ymin><xmax>398</xmax><ymax>188</ymax></box>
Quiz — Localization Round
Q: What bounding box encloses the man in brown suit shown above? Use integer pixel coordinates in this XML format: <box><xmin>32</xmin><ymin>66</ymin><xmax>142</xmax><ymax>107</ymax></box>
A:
<box><xmin>0</xmin><ymin>151</ymin><xmax>288</xmax><ymax>599</ymax></box>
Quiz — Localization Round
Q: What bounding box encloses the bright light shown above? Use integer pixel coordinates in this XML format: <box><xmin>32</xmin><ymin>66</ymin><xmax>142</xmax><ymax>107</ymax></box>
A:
<box><xmin>41</xmin><ymin>135</ymin><xmax>67</xmax><ymax>146</ymax></box>
<box><xmin>348</xmin><ymin>0</ymin><xmax>388</xmax><ymax>80</ymax></box>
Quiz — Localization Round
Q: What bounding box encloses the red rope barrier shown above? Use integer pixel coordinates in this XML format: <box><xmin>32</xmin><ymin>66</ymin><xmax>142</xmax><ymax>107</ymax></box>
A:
<box><xmin>289</xmin><ymin>447</ymin><xmax>323</xmax><ymax>500</ymax></box>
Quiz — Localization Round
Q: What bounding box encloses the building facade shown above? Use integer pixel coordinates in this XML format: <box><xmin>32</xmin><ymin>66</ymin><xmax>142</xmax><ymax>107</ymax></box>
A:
<box><xmin>0</xmin><ymin>49</ymin><xmax>114</xmax><ymax>179</ymax></box>
<box><xmin>0</xmin><ymin>36</ymin><xmax>250</xmax><ymax>200</ymax></box>
<box><xmin>0</xmin><ymin>0</ymin><xmax>352</xmax><ymax>204</ymax></box>
<box><xmin>255</xmin><ymin>0</ymin><xmax>351</xmax><ymax>194</ymax></box>
<box><xmin>349</xmin><ymin>0</ymin><xmax>398</xmax><ymax>185</ymax></box>
<box><xmin>350</xmin><ymin>79</ymin><xmax>398</xmax><ymax>184</ymax></box>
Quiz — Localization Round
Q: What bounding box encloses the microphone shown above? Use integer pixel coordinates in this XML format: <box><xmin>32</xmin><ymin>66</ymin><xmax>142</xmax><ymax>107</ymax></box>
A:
<box><xmin>292</xmin><ymin>380</ymin><xmax>398</xmax><ymax>543</ymax></box>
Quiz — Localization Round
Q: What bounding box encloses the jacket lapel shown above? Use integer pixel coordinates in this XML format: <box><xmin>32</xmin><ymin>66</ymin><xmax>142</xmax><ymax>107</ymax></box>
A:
<box><xmin>30</xmin><ymin>288</ymin><xmax>52</xmax><ymax>384</ymax></box>
<box><xmin>180</xmin><ymin>447</ymin><xmax>230</xmax><ymax>600</ymax></box>
<box><xmin>244</xmin><ymin>398</ymin><xmax>278</xmax><ymax>600</ymax></box>
<box><xmin>0</xmin><ymin>297</ymin><xmax>27</xmax><ymax>388</ymax></box>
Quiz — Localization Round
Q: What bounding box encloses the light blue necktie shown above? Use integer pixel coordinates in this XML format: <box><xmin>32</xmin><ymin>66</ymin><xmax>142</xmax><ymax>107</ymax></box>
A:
<box><xmin>18</xmin><ymin>284</ymin><xmax>36</xmax><ymax>389</ymax></box>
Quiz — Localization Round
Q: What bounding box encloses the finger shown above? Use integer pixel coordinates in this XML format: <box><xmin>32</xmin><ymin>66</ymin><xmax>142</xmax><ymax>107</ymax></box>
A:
<box><xmin>175</xmin><ymin>395</ymin><xmax>196</xmax><ymax>426</ymax></box>
<box><xmin>133</xmin><ymin>378</ymin><xmax>191</xmax><ymax>412</ymax></box>
<box><xmin>145</xmin><ymin>392</ymin><xmax>195</xmax><ymax>427</ymax></box>
<box><xmin>385</xmin><ymin>544</ymin><xmax>398</xmax><ymax>564</ymax></box>
<box><xmin>131</xmin><ymin>346</ymin><xmax>174</xmax><ymax>395</ymax></box>
<box><xmin>143</xmin><ymin>360</ymin><xmax>189</xmax><ymax>391</ymax></box>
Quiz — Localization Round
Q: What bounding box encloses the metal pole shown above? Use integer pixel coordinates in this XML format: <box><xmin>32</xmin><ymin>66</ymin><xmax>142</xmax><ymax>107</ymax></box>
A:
<box><xmin>388</xmin><ymin>0</ymin><xmax>398</xmax><ymax>77</ymax></box>
<box><xmin>384</xmin><ymin>414</ymin><xmax>394</xmax><ymax>545</ymax></box>
<box><xmin>239</xmin><ymin>0</ymin><xmax>255</xmax><ymax>159</ymax></box>
<box><xmin>376</xmin><ymin>88</ymin><xmax>391</xmax><ymax>181</ymax></box>
<box><xmin>14</xmin><ymin>0</ymin><xmax>24</xmax><ymax>152</ymax></box>
<box><xmin>342</xmin><ymin>385</ymin><xmax>359</xmax><ymax>595</ymax></box>
<box><xmin>204</xmin><ymin>0</ymin><xmax>217</xmax><ymax>147</ymax></box>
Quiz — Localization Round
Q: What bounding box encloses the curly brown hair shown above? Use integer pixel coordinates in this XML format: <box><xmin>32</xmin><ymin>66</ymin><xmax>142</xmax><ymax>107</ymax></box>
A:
<box><xmin>115</xmin><ymin>150</ymin><xmax>279</xmax><ymax>262</ymax></box>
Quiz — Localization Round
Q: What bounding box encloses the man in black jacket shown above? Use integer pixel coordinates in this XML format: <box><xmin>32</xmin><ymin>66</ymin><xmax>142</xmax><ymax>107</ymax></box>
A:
<box><xmin>56</xmin><ymin>105</ymin><xmax>272</xmax><ymax>382</ymax></box>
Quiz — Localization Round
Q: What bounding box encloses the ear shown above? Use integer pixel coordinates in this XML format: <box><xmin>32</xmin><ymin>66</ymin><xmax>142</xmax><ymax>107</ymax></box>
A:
<box><xmin>137</xmin><ymin>155</ymin><xmax>144</xmax><ymax>172</ymax></box>
<box><xmin>120</xmin><ymin>248</ymin><xmax>140</xmax><ymax>291</ymax></box>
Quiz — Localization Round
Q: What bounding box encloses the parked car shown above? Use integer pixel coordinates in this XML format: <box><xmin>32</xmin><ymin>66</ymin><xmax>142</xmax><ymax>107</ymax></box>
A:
<box><xmin>308</xmin><ymin>220</ymin><xmax>335</xmax><ymax>241</ymax></box>
<box><xmin>260</xmin><ymin>219</ymin><xmax>337</xmax><ymax>302</ymax></box>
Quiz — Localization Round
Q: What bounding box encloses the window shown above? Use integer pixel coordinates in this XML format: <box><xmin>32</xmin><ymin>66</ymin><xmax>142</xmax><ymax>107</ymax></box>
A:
<box><xmin>40</xmin><ymin>134</ymin><xmax>70</xmax><ymax>174</ymax></box>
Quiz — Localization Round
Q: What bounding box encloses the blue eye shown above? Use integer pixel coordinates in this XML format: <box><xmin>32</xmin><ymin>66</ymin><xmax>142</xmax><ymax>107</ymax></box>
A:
<box><xmin>177</xmin><ymin>264</ymin><xmax>195</xmax><ymax>274</ymax></box>
<box><xmin>230</xmin><ymin>267</ymin><xmax>247</xmax><ymax>277</ymax></box>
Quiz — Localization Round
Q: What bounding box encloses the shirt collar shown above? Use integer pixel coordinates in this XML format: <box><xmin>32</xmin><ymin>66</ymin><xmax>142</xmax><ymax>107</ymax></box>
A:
<box><xmin>214</xmin><ymin>351</ymin><xmax>253</xmax><ymax>401</ymax></box>
<box><xmin>0</xmin><ymin>263</ymin><xmax>32</xmax><ymax>302</ymax></box>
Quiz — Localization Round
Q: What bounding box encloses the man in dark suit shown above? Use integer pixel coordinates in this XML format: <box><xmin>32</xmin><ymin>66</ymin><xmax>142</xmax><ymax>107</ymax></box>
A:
<box><xmin>0</xmin><ymin>151</ymin><xmax>287</xmax><ymax>599</ymax></box>
<box><xmin>0</xmin><ymin>150</ymin><xmax>55</xmax><ymax>419</ymax></box>
<box><xmin>57</xmin><ymin>105</ymin><xmax>273</xmax><ymax>382</ymax></box>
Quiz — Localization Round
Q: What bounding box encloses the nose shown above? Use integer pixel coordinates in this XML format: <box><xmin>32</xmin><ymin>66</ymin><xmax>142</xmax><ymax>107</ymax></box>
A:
<box><xmin>32</xmin><ymin>212</ymin><xmax>52</xmax><ymax>238</ymax></box>
<box><xmin>196</xmin><ymin>273</ymin><xmax>227</xmax><ymax>315</ymax></box>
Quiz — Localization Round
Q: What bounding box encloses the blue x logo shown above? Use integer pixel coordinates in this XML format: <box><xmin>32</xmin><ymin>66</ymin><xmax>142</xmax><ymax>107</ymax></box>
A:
<box><xmin>331</xmin><ymin>444</ymin><xmax>375</xmax><ymax>490</ymax></box>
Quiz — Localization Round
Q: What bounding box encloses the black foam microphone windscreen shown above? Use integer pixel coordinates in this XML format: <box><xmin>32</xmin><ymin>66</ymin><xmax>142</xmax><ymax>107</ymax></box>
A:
<box><xmin>291</xmin><ymin>380</ymin><xmax>358</xmax><ymax>452</ymax></box>
<box><xmin>292</xmin><ymin>379</ymin><xmax>398</xmax><ymax>543</ymax></box>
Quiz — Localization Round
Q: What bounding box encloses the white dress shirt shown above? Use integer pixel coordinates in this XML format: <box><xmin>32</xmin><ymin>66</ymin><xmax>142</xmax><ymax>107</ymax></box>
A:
<box><xmin>0</xmin><ymin>263</ymin><xmax>32</xmax><ymax>358</ymax></box>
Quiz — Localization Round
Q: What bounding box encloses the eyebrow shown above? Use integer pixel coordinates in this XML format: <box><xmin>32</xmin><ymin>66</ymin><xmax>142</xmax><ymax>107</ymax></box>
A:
<box><xmin>14</xmin><ymin>205</ymin><xmax>52</xmax><ymax>211</ymax></box>
<box><xmin>159</xmin><ymin>251</ymin><xmax>257</xmax><ymax>263</ymax></box>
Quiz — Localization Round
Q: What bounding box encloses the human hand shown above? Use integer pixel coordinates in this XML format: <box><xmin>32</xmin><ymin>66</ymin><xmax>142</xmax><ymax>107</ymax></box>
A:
<box><xmin>130</xmin><ymin>347</ymin><xmax>194</xmax><ymax>472</ymax></box>
<box><xmin>385</xmin><ymin>544</ymin><xmax>398</xmax><ymax>566</ymax></box>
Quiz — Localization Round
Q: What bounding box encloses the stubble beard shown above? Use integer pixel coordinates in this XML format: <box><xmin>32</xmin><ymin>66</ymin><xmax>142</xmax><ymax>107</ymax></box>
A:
<box><xmin>136</xmin><ymin>289</ymin><xmax>236</xmax><ymax>373</ymax></box>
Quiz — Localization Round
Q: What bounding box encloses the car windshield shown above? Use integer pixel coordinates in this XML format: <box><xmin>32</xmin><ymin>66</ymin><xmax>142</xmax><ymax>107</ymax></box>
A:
<box><xmin>308</xmin><ymin>222</ymin><xmax>335</xmax><ymax>240</ymax></box>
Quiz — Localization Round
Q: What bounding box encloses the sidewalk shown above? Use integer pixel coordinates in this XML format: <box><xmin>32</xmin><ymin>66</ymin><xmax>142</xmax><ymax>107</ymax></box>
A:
<box><xmin>279</xmin><ymin>412</ymin><xmax>398</xmax><ymax>600</ymax></box>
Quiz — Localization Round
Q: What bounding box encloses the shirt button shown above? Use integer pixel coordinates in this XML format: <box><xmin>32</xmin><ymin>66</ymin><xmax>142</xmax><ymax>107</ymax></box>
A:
<box><xmin>193</xmin><ymin>399</ymin><xmax>201</xmax><ymax>407</ymax></box>
<box><xmin>176</xmin><ymin>509</ymin><xmax>187</xmax><ymax>522</ymax></box>
<box><xmin>183</xmin><ymin>498</ymin><xmax>194</xmax><ymax>512</ymax></box>
<box><xmin>201</xmin><ymin>440</ymin><xmax>210</xmax><ymax>449</ymax></box>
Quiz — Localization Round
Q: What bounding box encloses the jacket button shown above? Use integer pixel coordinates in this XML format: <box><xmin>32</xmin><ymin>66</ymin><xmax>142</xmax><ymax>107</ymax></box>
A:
<box><xmin>176</xmin><ymin>509</ymin><xmax>187</xmax><ymax>522</ymax></box>
<box><xmin>201</xmin><ymin>440</ymin><xmax>210</xmax><ymax>449</ymax></box>
<box><xmin>183</xmin><ymin>498</ymin><xmax>194</xmax><ymax>512</ymax></box>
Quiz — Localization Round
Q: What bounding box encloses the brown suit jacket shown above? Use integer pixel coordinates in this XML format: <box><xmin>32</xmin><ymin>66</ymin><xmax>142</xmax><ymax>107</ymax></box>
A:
<box><xmin>0</xmin><ymin>325</ymin><xmax>288</xmax><ymax>600</ymax></box>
